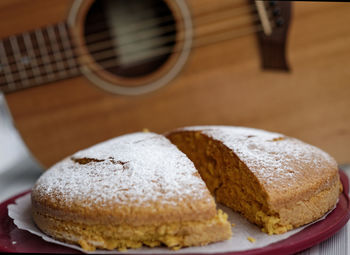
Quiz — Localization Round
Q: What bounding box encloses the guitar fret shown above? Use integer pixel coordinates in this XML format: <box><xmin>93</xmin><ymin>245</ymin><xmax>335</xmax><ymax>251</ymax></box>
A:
<box><xmin>9</xmin><ymin>36</ymin><xmax>30</xmax><ymax>86</ymax></box>
<box><xmin>0</xmin><ymin>41</ymin><xmax>16</xmax><ymax>90</ymax></box>
<box><xmin>34</xmin><ymin>28</ymin><xmax>56</xmax><ymax>81</ymax></box>
<box><xmin>57</xmin><ymin>22</ymin><xmax>79</xmax><ymax>74</ymax></box>
<box><xmin>23</xmin><ymin>32</ymin><xmax>44</xmax><ymax>84</ymax></box>
<box><xmin>0</xmin><ymin>69</ymin><xmax>4</xmax><ymax>85</ymax></box>
<box><xmin>47</xmin><ymin>24</ymin><xmax>67</xmax><ymax>78</ymax></box>
<box><xmin>0</xmin><ymin>42</ymin><xmax>7</xmax><ymax>86</ymax></box>
<box><xmin>0</xmin><ymin>22</ymin><xmax>81</xmax><ymax>93</ymax></box>
<box><xmin>5</xmin><ymin>65</ymin><xmax>80</xmax><ymax>90</ymax></box>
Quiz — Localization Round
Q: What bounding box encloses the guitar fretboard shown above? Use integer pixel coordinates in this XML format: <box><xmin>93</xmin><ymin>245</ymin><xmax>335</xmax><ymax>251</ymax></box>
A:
<box><xmin>0</xmin><ymin>22</ymin><xmax>81</xmax><ymax>93</ymax></box>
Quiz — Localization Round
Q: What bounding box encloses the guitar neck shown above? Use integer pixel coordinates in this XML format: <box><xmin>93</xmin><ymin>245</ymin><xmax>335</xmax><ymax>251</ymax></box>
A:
<box><xmin>0</xmin><ymin>21</ymin><xmax>81</xmax><ymax>93</ymax></box>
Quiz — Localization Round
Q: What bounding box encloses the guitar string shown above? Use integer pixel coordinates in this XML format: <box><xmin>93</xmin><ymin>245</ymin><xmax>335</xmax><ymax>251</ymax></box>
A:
<box><xmin>0</xmin><ymin>4</ymin><xmax>272</xmax><ymax>89</ymax></box>
<box><xmin>84</xmin><ymin>25</ymin><xmax>263</xmax><ymax>74</ymax></box>
<box><xmin>83</xmin><ymin>3</ymin><xmax>256</xmax><ymax>45</ymax></box>
<box><xmin>0</xmin><ymin>23</ymin><xmax>264</xmax><ymax>90</ymax></box>
<box><xmin>81</xmin><ymin>0</ymin><xmax>253</xmax><ymax>38</ymax></box>
<box><xmin>83</xmin><ymin>6</ymin><xmax>257</xmax><ymax>54</ymax></box>
<box><xmin>0</xmin><ymin>18</ymin><xmax>262</xmax><ymax>87</ymax></box>
<box><xmin>0</xmin><ymin>0</ymin><xmax>254</xmax><ymax>87</ymax></box>
<box><xmin>0</xmin><ymin>3</ymin><xmax>258</xmax><ymax>71</ymax></box>
<box><xmin>0</xmin><ymin>24</ymin><xmax>264</xmax><ymax>89</ymax></box>
<box><xmin>78</xmin><ymin>12</ymin><xmax>261</xmax><ymax>66</ymax></box>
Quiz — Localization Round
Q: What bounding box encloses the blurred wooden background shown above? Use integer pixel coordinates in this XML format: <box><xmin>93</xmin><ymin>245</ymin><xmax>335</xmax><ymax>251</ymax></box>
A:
<box><xmin>1</xmin><ymin>0</ymin><xmax>350</xmax><ymax>167</ymax></box>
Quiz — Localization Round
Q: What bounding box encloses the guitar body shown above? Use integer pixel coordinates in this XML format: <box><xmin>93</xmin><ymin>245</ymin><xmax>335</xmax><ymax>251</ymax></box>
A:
<box><xmin>2</xmin><ymin>0</ymin><xmax>350</xmax><ymax>167</ymax></box>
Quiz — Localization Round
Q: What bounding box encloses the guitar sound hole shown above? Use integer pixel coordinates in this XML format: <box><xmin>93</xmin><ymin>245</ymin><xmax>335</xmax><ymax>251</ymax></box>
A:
<box><xmin>83</xmin><ymin>0</ymin><xmax>177</xmax><ymax>79</ymax></box>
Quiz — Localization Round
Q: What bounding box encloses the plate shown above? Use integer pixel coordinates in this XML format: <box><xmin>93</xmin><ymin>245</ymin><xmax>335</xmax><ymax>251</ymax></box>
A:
<box><xmin>0</xmin><ymin>171</ymin><xmax>349</xmax><ymax>255</ymax></box>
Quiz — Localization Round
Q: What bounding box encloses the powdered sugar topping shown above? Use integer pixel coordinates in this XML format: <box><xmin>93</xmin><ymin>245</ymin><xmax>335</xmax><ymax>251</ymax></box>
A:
<box><xmin>182</xmin><ymin>126</ymin><xmax>338</xmax><ymax>191</ymax></box>
<box><xmin>33</xmin><ymin>132</ymin><xmax>211</xmax><ymax>208</ymax></box>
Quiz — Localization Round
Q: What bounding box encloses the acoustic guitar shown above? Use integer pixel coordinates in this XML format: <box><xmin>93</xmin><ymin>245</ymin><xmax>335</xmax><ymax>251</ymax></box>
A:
<box><xmin>1</xmin><ymin>0</ymin><xmax>349</xmax><ymax>167</ymax></box>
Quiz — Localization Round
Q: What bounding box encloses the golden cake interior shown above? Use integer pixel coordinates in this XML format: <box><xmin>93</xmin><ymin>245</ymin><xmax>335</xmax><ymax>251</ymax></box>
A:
<box><xmin>167</xmin><ymin>131</ymin><xmax>293</xmax><ymax>234</ymax></box>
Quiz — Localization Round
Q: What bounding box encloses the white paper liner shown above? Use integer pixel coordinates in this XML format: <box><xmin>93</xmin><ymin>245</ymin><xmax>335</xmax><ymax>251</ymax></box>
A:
<box><xmin>8</xmin><ymin>193</ymin><xmax>334</xmax><ymax>254</ymax></box>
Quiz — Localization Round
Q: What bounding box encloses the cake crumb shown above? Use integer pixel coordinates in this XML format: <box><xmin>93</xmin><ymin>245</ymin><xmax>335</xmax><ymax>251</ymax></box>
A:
<box><xmin>171</xmin><ymin>245</ymin><xmax>181</xmax><ymax>251</ymax></box>
<box><xmin>247</xmin><ymin>237</ymin><xmax>256</xmax><ymax>243</ymax></box>
<box><xmin>231</xmin><ymin>223</ymin><xmax>235</xmax><ymax>227</ymax></box>
<box><xmin>142</xmin><ymin>128</ymin><xmax>150</xmax><ymax>132</ymax></box>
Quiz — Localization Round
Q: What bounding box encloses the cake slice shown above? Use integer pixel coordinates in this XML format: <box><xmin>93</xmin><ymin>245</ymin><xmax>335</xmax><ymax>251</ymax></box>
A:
<box><xmin>31</xmin><ymin>132</ymin><xmax>232</xmax><ymax>251</ymax></box>
<box><xmin>166</xmin><ymin>126</ymin><xmax>341</xmax><ymax>234</ymax></box>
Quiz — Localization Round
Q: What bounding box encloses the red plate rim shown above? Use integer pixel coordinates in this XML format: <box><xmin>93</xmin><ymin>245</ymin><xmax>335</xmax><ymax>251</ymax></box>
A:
<box><xmin>0</xmin><ymin>170</ymin><xmax>349</xmax><ymax>255</ymax></box>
